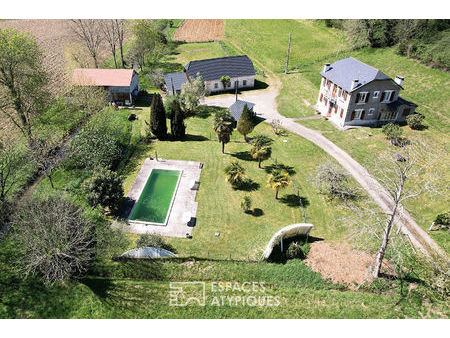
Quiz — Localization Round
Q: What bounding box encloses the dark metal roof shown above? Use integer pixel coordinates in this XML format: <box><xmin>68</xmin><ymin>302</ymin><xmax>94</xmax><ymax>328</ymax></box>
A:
<box><xmin>185</xmin><ymin>55</ymin><xmax>255</xmax><ymax>82</ymax></box>
<box><xmin>229</xmin><ymin>100</ymin><xmax>255</xmax><ymax>122</ymax></box>
<box><xmin>164</xmin><ymin>72</ymin><xmax>187</xmax><ymax>93</ymax></box>
<box><xmin>320</xmin><ymin>57</ymin><xmax>395</xmax><ymax>92</ymax></box>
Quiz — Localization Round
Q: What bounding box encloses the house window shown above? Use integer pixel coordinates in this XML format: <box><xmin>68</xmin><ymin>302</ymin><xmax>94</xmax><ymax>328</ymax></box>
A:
<box><xmin>373</xmin><ymin>91</ymin><xmax>380</xmax><ymax>99</ymax></box>
<box><xmin>214</xmin><ymin>83</ymin><xmax>218</xmax><ymax>89</ymax></box>
<box><xmin>343</xmin><ymin>91</ymin><xmax>348</xmax><ymax>100</ymax></box>
<box><xmin>360</xmin><ymin>110</ymin><xmax>365</xmax><ymax>120</ymax></box>
<box><xmin>228</xmin><ymin>82</ymin><xmax>232</xmax><ymax>88</ymax></box>
<box><xmin>319</xmin><ymin>93</ymin><xmax>323</xmax><ymax>102</ymax></box>
<box><xmin>332</xmin><ymin>84</ymin><xmax>337</xmax><ymax>96</ymax></box>
<box><xmin>352</xmin><ymin>109</ymin><xmax>364</xmax><ymax>120</ymax></box>
<box><xmin>355</xmin><ymin>92</ymin><xmax>369</xmax><ymax>104</ymax></box>
<box><xmin>381</xmin><ymin>90</ymin><xmax>394</xmax><ymax>102</ymax></box>
<box><xmin>334</xmin><ymin>105</ymin><xmax>338</xmax><ymax>114</ymax></box>
<box><xmin>338</xmin><ymin>87</ymin><xmax>342</xmax><ymax>97</ymax></box>
<box><xmin>243</xmin><ymin>80</ymin><xmax>247</xmax><ymax>86</ymax></box>
<box><xmin>351</xmin><ymin>111</ymin><xmax>356</xmax><ymax>121</ymax></box>
<box><xmin>322</xmin><ymin>77</ymin><xmax>326</xmax><ymax>86</ymax></box>
<box><xmin>340</xmin><ymin>108</ymin><xmax>344</xmax><ymax>118</ymax></box>
<box><xmin>327</xmin><ymin>80</ymin><xmax>331</xmax><ymax>90</ymax></box>
<box><xmin>324</xmin><ymin>98</ymin><xmax>328</xmax><ymax>106</ymax></box>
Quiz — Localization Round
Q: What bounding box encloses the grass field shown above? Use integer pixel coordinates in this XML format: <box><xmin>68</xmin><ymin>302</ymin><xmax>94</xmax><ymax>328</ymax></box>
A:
<box><xmin>2</xmin><ymin>254</ymin><xmax>445</xmax><ymax>319</ymax></box>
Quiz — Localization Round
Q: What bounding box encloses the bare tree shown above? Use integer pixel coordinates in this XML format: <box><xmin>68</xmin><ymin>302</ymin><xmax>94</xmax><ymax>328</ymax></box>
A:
<box><xmin>29</xmin><ymin>135</ymin><xmax>62</xmax><ymax>189</ymax></box>
<box><xmin>12</xmin><ymin>195</ymin><xmax>96</xmax><ymax>284</ymax></box>
<box><xmin>69</xmin><ymin>84</ymin><xmax>108</xmax><ymax>116</ymax></box>
<box><xmin>351</xmin><ymin>138</ymin><xmax>441</xmax><ymax>278</ymax></box>
<box><xmin>114</xmin><ymin>19</ymin><xmax>127</xmax><ymax>68</ymax></box>
<box><xmin>100</xmin><ymin>20</ymin><xmax>119</xmax><ymax>68</ymax></box>
<box><xmin>70</xmin><ymin>20</ymin><xmax>103</xmax><ymax>68</ymax></box>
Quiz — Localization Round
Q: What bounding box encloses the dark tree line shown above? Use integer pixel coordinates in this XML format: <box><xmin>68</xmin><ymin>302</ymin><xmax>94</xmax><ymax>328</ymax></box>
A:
<box><xmin>323</xmin><ymin>19</ymin><xmax>450</xmax><ymax>70</ymax></box>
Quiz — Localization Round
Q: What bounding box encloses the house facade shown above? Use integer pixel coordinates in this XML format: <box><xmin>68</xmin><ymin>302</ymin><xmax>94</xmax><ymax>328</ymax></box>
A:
<box><xmin>315</xmin><ymin>57</ymin><xmax>417</xmax><ymax>128</ymax></box>
<box><xmin>164</xmin><ymin>55</ymin><xmax>256</xmax><ymax>95</ymax></box>
<box><xmin>72</xmin><ymin>68</ymin><xmax>139</xmax><ymax>105</ymax></box>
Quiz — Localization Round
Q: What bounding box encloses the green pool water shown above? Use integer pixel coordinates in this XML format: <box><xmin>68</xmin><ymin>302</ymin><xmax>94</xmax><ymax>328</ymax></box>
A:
<box><xmin>130</xmin><ymin>169</ymin><xmax>181</xmax><ymax>224</ymax></box>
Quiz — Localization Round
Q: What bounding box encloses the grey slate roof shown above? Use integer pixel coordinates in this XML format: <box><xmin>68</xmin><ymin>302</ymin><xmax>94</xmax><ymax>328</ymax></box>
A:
<box><xmin>185</xmin><ymin>55</ymin><xmax>255</xmax><ymax>82</ymax></box>
<box><xmin>229</xmin><ymin>100</ymin><xmax>255</xmax><ymax>122</ymax></box>
<box><xmin>320</xmin><ymin>57</ymin><xmax>396</xmax><ymax>92</ymax></box>
<box><xmin>164</xmin><ymin>72</ymin><xmax>188</xmax><ymax>93</ymax></box>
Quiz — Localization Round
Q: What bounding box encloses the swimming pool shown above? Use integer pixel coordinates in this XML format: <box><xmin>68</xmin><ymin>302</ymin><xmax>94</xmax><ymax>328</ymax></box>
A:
<box><xmin>129</xmin><ymin>169</ymin><xmax>181</xmax><ymax>225</ymax></box>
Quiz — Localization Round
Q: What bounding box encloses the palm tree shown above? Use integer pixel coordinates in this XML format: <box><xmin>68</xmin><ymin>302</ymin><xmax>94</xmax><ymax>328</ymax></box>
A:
<box><xmin>250</xmin><ymin>134</ymin><xmax>273</xmax><ymax>168</ymax></box>
<box><xmin>240</xmin><ymin>196</ymin><xmax>252</xmax><ymax>213</ymax></box>
<box><xmin>213</xmin><ymin>111</ymin><xmax>235</xmax><ymax>153</ymax></box>
<box><xmin>224</xmin><ymin>161</ymin><xmax>246</xmax><ymax>187</ymax></box>
<box><xmin>267</xmin><ymin>168</ymin><xmax>291</xmax><ymax>199</ymax></box>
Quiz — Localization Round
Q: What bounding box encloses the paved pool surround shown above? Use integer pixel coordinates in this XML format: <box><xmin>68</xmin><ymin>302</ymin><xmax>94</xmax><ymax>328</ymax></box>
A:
<box><xmin>126</xmin><ymin>158</ymin><xmax>202</xmax><ymax>238</ymax></box>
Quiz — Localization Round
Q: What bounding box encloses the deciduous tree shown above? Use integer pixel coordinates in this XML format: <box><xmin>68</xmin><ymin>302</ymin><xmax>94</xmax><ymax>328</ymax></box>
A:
<box><xmin>70</xmin><ymin>19</ymin><xmax>104</xmax><ymax>68</ymax></box>
<box><xmin>0</xmin><ymin>28</ymin><xmax>50</xmax><ymax>143</ymax></box>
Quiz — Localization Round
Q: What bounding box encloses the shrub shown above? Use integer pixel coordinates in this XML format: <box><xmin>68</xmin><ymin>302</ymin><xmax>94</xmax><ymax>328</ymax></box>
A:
<box><xmin>11</xmin><ymin>195</ymin><xmax>96</xmax><ymax>284</ymax></box>
<box><xmin>434</xmin><ymin>212</ymin><xmax>449</xmax><ymax>226</ymax></box>
<box><xmin>136</xmin><ymin>234</ymin><xmax>176</xmax><ymax>253</ymax></box>
<box><xmin>286</xmin><ymin>241</ymin><xmax>310</xmax><ymax>260</ymax></box>
<box><xmin>406</xmin><ymin>113</ymin><xmax>425</xmax><ymax>130</ymax></box>
<box><xmin>82</xmin><ymin>166</ymin><xmax>124</xmax><ymax>214</ymax></box>
<box><xmin>382</xmin><ymin>123</ymin><xmax>406</xmax><ymax>146</ymax></box>
<box><xmin>240</xmin><ymin>196</ymin><xmax>252</xmax><ymax>213</ymax></box>
<box><xmin>69</xmin><ymin>111</ymin><xmax>128</xmax><ymax>170</ymax></box>
<box><xmin>236</xmin><ymin>104</ymin><xmax>255</xmax><ymax>142</ymax></box>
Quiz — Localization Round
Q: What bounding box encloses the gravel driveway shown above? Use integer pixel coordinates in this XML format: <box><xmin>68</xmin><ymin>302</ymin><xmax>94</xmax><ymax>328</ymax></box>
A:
<box><xmin>201</xmin><ymin>78</ymin><xmax>445</xmax><ymax>257</ymax></box>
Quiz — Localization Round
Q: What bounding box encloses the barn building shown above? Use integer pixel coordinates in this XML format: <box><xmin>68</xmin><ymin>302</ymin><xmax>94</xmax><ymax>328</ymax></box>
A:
<box><xmin>72</xmin><ymin>68</ymin><xmax>139</xmax><ymax>105</ymax></box>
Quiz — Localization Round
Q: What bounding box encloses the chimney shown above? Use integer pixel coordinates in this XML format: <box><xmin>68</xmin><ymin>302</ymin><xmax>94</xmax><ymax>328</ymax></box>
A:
<box><xmin>183</xmin><ymin>68</ymin><xmax>190</xmax><ymax>83</ymax></box>
<box><xmin>394</xmin><ymin>75</ymin><xmax>404</xmax><ymax>86</ymax></box>
<box><xmin>351</xmin><ymin>79</ymin><xmax>359</xmax><ymax>91</ymax></box>
<box><xmin>323</xmin><ymin>63</ymin><xmax>331</xmax><ymax>72</ymax></box>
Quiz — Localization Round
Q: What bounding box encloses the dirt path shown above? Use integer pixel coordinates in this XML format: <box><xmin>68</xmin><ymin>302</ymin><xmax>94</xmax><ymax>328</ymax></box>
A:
<box><xmin>201</xmin><ymin>78</ymin><xmax>445</xmax><ymax>258</ymax></box>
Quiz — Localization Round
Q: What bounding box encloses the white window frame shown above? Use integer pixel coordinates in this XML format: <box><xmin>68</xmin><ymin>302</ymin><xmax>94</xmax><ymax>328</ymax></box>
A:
<box><xmin>373</xmin><ymin>91</ymin><xmax>380</xmax><ymax>99</ymax></box>
<box><xmin>356</xmin><ymin>91</ymin><xmax>369</xmax><ymax>104</ymax></box>
<box><xmin>243</xmin><ymin>80</ymin><xmax>247</xmax><ymax>86</ymax></box>
<box><xmin>382</xmin><ymin>90</ymin><xmax>394</xmax><ymax>103</ymax></box>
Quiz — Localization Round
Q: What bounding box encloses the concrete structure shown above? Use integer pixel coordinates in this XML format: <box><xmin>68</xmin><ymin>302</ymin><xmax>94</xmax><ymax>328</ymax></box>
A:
<box><xmin>125</xmin><ymin>158</ymin><xmax>202</xmax><ymax>238</ymax></box>
<box><xmin>72</xmin><ymin>68</ymin><xmax>139</xmax><ymax>105</ymax></box>
<box><xmin>314</xmin><ymin>57</ymin><xmax>417</xmax><ymax>128</ymax></box>
<box><xmin>262</xmin><ymin>224</ymin><xmax>314</xmax><ymax>260</ymax></box>
<box><xmin>164</xmin><ymin>55</ymin><xmax>255</xmax><ymax>95</ymax></box>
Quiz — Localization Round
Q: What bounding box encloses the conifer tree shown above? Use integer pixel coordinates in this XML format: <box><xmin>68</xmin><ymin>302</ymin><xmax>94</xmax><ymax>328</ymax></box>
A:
<box><xmin>169</xmin><ymin>100</ymin><xmax>186</xmax><ymax>140</ymax></box>
<box><xmin>237</xmin><ymin>104</ymin><xmax>254</xmax><ymax>142</ymax></box>
<box><xmin>150</xmin><ymin>93</ymin><xmax>167</xmax><ymax>140</ymax></box>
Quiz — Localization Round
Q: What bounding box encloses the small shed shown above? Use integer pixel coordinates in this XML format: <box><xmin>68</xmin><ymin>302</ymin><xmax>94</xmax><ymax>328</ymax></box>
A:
<box><xmin>164</xmin><ymin>72</ymin><xmax>188</xmax><ymax>95</ymax></box>
<box><xmin>228</xmin><ymin>100</ymin><xmax>255</xmax><ymax>126</ymax></box>
<box><xmin>72</xmin><ymin>68</ymin><xmax>139</xmax><ymax>105</ymax></box>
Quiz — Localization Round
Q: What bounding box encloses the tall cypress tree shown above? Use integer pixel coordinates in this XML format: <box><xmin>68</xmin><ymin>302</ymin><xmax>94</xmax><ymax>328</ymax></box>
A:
<box><xmin>150</xmin><ymin>93</ymin><xmax>167</xmax><ymax>140</ymax></box>
<box><xmin>237</xmin><ymin>104</ymin><xmax>254</xmax><ymax>142</ymax></box>
<box><xmin>169</xmin><ymin>100</ymin><xmax>186</xmax><ymax>140</ymax></box>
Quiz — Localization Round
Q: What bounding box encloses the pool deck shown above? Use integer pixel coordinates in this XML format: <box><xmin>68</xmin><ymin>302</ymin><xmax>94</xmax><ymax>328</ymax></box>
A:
<box><xmin>125</xmin><ymin>158</ymin><xmax>202</xmax><ymax>238</ymax></box>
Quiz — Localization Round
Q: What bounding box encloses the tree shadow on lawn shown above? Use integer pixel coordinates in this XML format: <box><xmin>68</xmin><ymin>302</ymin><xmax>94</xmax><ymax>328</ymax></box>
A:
<box><xmin>182</xmin><ymin>134</ymin><xmax>209</xmax><ymax>142</ymax></box>
<box><xmin>193</xmin><ymin>105</ymin><xmax>225</xmax><ymax>119</ymax></box>
<box><xmin>233</xmin><ymin>179</ymin><xmax>260</xmax><ymax>192</ymax></box>
<box><xmin>279</xmin><ymin>194</ymin><xmax>310</xmax><ymax>208</ymax></box>
<box><xmin>251</xmin><ymin>208</ymin><xmax>264</xmax><ymax>217</ymax></box>
<box><xmin>264</xmin><ymin>163</ymin><xmax>296</xmax><ymax>176</ymax></box>
<box><xmin>230</xmin><ymin>151</ymin><xmax>256</xmax><ymax>162</ymax></box>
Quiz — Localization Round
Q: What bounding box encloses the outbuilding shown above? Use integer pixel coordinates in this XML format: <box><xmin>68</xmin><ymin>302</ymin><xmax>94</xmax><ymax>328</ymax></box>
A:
<box><xmin>72</xmin><ymin>68</ymin><xmax>139</xmax><ymax>105</ymax></box>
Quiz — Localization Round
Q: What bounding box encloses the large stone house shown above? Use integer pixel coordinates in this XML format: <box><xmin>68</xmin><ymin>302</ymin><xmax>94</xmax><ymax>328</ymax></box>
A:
<box><xmin>164</xmin><ymin>55</ymin><xmax>256</xmax><ymax>95</ymax></box>
<box><xmin>72</xmin><ymin>68</ymin><xmax>139</xmax><ymax>105</ymax></box>
<box><xmin>315</xmin><ymin>57</ymin><xmax>417</xmax><ymax>128</ymax></box>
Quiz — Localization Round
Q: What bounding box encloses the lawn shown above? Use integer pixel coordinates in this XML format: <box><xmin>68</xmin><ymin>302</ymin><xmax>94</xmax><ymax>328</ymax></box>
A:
<box><xmin>120</xmin><ymin>104</ymin><xmax>369</xmax><ymax>260</ymax></box>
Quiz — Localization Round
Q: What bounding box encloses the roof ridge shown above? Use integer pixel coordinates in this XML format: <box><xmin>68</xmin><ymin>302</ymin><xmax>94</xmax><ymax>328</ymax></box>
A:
<box><xmin>188</xmin><ymin>55</ymin><xmax>249</xmax><ymax>63</ymax></box>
